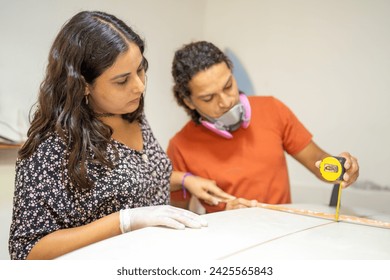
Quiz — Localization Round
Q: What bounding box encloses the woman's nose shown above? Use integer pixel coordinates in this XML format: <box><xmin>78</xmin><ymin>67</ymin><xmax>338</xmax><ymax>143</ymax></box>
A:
<box><xmin>132</xmin><ymin>75</ymin><xmax>145</xmax><ymax>95</ymax></box>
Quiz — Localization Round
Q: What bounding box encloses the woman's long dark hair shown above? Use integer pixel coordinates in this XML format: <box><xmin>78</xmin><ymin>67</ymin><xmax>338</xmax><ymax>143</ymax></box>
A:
<box><xmin>19</xmin><ymin>11</ymin><xmax>148</xmax><ymax>190</ymax></box>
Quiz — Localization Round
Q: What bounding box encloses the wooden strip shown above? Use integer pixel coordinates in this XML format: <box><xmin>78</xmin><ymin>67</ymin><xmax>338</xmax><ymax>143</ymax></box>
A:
<box><xmin>339</xmin><ymin>215</ymin><xmax>390</xmax><ymax>229</ymax></box>
<box><xmin>257</xmin><ymin>203</ymin><xmax>390</xmax><ymax>229</ymax></box>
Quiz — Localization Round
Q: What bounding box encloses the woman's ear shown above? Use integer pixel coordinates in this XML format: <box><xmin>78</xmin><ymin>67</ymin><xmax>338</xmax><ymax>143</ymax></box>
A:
<box><xmin>84</xmin><ymin>82</ymin><xmax>91</xmax><ymax>105</ymax></box>
<box><xmin>82</xmin><ymin>75</ymin><xmax>91</xmax><ymax>95</ymax></box>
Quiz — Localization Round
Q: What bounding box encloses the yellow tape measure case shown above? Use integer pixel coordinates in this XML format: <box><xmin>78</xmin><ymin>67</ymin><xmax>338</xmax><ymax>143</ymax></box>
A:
<box><xmin>319</xmin><ymin>156</ymin><xmax>346</xmax><ymax>181</ymax></box>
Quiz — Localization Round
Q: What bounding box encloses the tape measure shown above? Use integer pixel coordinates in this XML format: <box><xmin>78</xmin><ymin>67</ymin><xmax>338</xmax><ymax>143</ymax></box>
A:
<box><xmin>319</xmin><ymin>156</ymin><xmax>346</xmax><ymax>221</ymax></box>
<box><xmin>319</xmin><ymin>156</ymin><xmax>346</xmax><ymax>181</ymax></box>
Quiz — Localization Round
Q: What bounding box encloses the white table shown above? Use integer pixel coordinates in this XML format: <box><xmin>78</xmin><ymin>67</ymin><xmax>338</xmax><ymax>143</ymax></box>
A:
<box><xmin>57</xmin><ymin>204</ymin><xmax>390</xmax><ymax>260</ymax></box>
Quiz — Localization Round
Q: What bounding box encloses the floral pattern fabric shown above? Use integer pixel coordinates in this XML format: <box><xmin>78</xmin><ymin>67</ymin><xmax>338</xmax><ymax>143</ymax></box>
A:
<box><xmin>9</xmin><ymin>116</ymin><xmax>172</xmax><ymax>259</ymax></box>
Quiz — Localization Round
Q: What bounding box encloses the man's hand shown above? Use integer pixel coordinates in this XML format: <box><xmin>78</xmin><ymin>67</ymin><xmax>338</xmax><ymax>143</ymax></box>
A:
<box><xmin>184</xmin><ymin>175</ymin><xmax>236</xmax><ymax>205</ymax></box>
<box><xmin>225</xmin><ymin>198</ymin><xmax>258</xmax><ymax>211</ymax></box>
<box><xmin>316</xmin><ymin>152</ymin><xmax>359</xmax><ymax>188</ymax></box>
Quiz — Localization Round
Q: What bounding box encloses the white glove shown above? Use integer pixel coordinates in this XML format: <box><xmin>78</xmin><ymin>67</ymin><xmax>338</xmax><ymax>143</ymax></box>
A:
<box><xmin>119</xmin><ymin>205</ymin><xmax>208</xmax><ymax>233</ymax></box>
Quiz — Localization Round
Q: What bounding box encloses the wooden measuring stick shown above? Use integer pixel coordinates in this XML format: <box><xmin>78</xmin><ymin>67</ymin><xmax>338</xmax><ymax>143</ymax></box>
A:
<box><xmin>256</xmin><ymin>203</ymin><xmax>390</xmax><ymax>229</ymax></box>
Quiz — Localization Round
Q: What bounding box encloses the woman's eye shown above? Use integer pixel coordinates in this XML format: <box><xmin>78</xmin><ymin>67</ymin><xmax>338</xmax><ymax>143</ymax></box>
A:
<box><xmin>117</xmin><ymin>78</ymin><xmax>128</xmax><ymax>85</ymax></box>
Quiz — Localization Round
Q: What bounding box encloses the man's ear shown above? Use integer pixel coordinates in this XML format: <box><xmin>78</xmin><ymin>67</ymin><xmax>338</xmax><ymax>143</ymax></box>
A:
<box><xmin>183</xmin><ymin>97</ymin><xmax>195</xmax><ymax>110</ymax></box>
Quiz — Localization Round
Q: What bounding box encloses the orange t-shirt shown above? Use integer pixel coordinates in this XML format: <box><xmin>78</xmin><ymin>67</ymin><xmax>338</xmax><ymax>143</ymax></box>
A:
<box><xmin>167</xmin><ymin>96</ymin><xmax>312</xmax><ymax>213</ymax></box>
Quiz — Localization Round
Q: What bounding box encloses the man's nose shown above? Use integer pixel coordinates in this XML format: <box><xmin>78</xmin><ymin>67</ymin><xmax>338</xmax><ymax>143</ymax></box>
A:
<box><xmin>218</xmin><ymin>93</ymin><xmax>233</xmax><ymax>108</ymax></box>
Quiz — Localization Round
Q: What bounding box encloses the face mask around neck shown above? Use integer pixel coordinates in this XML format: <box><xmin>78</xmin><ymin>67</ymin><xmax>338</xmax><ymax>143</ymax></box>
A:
<box><xmin>203</xmin><ymin>102</ymin><xmax>245</xmax><ymax>132</ymax></box>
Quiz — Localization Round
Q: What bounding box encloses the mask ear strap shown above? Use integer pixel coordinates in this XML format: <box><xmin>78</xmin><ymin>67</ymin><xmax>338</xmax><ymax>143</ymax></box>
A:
<box><xmin>200</xmin><ymin>119</ymin><xmax>233</xmax><ymax>139</ymax></box>
<box><xmin>239</xmin><ymin>93</ymin><xmax>251</xmax><ymax>128</ymax></box>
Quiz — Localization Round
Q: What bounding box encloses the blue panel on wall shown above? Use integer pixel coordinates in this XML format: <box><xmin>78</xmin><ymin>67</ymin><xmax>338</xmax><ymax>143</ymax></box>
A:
<box><xmin>225</xmin><ymin>48</ymin><xmax>255</xmax><ymax>96</ymax></box>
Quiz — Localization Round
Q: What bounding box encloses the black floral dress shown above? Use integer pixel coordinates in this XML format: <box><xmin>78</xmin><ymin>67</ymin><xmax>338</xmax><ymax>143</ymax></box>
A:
<box><xmin>8</xmin><ymin>116</ymin><xmax>172</xmax><ymax>260</ymax></box>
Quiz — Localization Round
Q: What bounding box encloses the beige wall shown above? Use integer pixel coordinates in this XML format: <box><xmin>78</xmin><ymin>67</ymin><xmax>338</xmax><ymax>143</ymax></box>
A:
<box><xmin>1</xmin><ymin>0</ymin><xmax>389</xmax><ymax>259</ymax></box>
<box><xmin>203</xmin><ymin>0</ymin><xmax>390</xmax><ymax>191</ymax></box>
<box><xmin>0</xmin><ymin>0</ymin><xmax>207</xmax><ymax>148</ymax></box>
<box><xmin>0</xmin><ymin>0</ymin><xmax>206</xmax><ymax>260</ymax></box>
<box><xmin>0</xmin><ymin>149</ymin><xmax>18</xmax><ymax>259</ymax></box>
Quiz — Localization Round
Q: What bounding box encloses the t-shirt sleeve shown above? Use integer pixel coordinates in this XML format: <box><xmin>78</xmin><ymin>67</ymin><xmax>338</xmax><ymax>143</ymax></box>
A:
<box><xmin>8</xmin><ymin>140</ymin><xmax>66</xmax><ymax>260</ymax></box>
<box><xmin>273</xmin><ymin>97</ymin><xmax>313</xmax><ymax>155</ymax></box>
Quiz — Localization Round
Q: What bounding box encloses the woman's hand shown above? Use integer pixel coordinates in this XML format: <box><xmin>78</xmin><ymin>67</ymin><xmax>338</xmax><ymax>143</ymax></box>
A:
<box><xmin>121</xmin><ymin>205</ymin><xmax>208</xmax><ymax>232</ymax></box>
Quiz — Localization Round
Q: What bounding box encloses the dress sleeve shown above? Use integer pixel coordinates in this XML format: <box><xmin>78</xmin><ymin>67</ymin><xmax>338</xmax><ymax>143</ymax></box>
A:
<box><xmin>8</xmin><ymin>137</ymin><xmax>67</xmax><ymax>260</ymax></box>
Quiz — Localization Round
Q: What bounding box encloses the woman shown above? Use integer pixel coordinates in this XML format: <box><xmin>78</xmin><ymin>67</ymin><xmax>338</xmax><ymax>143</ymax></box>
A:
<box><xmin>8</xmin><ymin>11</ymin><xmax>230</xmax><ymax>260</ymax></box>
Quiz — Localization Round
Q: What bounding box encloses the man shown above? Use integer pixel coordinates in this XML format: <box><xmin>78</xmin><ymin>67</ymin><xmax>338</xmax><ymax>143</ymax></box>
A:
<box><xmin>168</xmin><ymin>41</ymin><xmax>359</xmax><ymax>213</ymax></box>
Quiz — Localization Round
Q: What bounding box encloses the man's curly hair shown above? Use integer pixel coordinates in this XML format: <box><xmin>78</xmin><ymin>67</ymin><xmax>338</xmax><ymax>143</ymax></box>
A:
<box><xmin>171</xmin><ymin>41</ymin><xmax>233</xmax><ymax>123</ymax></box>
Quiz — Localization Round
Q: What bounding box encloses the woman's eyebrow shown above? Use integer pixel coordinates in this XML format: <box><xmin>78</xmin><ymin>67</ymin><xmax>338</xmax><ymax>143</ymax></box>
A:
<box><xmin>110</xmin><ymin>58</ymin><xmax>144</xmax><ymax>80</ymax></box>
<box><xmin>110</xmin><ymin>72</ymin><xmax>131</xmax><ymax>81</ymax></box>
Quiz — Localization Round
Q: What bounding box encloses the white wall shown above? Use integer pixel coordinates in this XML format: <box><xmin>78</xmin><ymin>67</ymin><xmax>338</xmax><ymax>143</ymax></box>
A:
<box><xmin>203</xmin><ymin>0</ymin><xmax>390</xmax><ymax>193</ymax></box>
<box><xmin>1</xmin><ymin>0</ymin><xmax>389</xmax><ymax>259</ymax></box>
<box><xmin>0</xmin><ymin>0</ymin><xmax>206</xmax><ymax>148</ymax></box>
<box><xmin>0</xmin><ymin>0</ymin><xmax>206</xmax><ymax>260</ymax></box>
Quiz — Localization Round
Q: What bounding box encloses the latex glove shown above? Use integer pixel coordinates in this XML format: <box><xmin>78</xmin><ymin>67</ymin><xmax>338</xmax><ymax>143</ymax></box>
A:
<box><xmin>119</xmin><ymin>205</ymin><xmax>208</xmax><ymax>233</ymax></box>
<box><xmin>184</xmin><ymin>175</ymin><xmax>236</xmax><ymax>205</ymax></box>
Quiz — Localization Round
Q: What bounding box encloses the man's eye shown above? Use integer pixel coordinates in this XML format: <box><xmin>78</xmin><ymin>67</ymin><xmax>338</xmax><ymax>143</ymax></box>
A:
<box><xmin>202</xmin><ymin>96</ymin><xmax>213</xmax><ymax>102</ymax></box>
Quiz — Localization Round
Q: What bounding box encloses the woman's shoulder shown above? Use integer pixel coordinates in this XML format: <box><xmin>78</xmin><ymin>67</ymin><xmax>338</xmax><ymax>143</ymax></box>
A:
<box><xmin>18</xmin><ymin>132</ymin><xmax>67</xmax><ymax>164</ymax></box>
<box><xmin>15</xmin><ymin>133</ymin><xmax>68</xmax><ymax>187</ymax></box>
<box><xmin>36</xmin><ymin>132</ymin><xmax>66</xmax><ymax>153</ymax></box>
